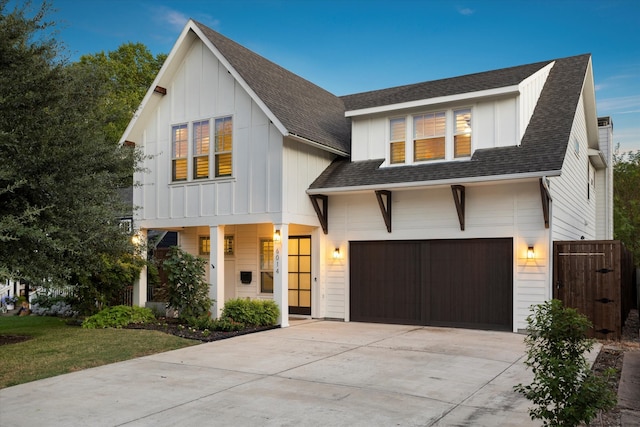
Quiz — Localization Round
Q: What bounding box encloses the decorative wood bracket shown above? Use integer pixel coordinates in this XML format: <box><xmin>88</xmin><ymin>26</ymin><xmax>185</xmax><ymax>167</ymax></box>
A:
<box><xmin>309</xmin><ymin>194</ymin><xmax>328</xmax><ymax>234</ymax></box>
<box><xmin>539</xmin><ymin>178</ymin><xmax>551</xmax><ymax>229</ymax></box>
<box><xmin>451</xmin><ymin>185</ymin><xmax>465</xmax><ymax>231</ymax></box>
<box><xmin>375</xmin><ymin>190</ymin><xmax>392</xmax><ymax>233</ymax></box>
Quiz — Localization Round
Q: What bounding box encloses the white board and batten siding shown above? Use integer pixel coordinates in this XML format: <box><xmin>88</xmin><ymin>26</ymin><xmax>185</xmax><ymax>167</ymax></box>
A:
<box><xmin>596</xmin><ymin>120</ymin><xmax>614</xmax><ymax>239</ymax></box>
<box><xmin>133</xmin><ymin>38</ymin><xmax>285</xmax><ymax>229</ymax></box>
<box><xmin>349</xmin><ymin>63</ymin><xmax>553</xmax><ymax>163</ymax></box>
<box><xmin>549</xmin><ymin>93</ymin><xmax>597</xmax><ymax>242</ymax></box>
<box><xmin>318</xmin><ymin>181</ymin><xmax>550</xmax><ymax>330</ymax></box>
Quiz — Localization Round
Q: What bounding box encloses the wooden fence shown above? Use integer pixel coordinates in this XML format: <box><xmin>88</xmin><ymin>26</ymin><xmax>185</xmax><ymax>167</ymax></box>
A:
<box><xmin>553</xmin><ymin>240</ymin><xmax>635</xmax><ymax>340</ymax></box>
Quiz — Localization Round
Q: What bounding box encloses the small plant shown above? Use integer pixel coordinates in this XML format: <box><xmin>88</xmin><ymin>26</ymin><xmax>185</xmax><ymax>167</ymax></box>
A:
<box><xmin>162</xmin><ymin>246</ymin><xmax>213</xmax><ymax>320</ymax></box>
<box><xmin>31</xmin><ymin>295</ymin><xmax>77</xmax><ymax>317</ymax></box>
<box><xmin>1</xmin><ymin>295</ymin><xmax>18</xmax><ymax>305</ymax></box>
<box><xmin>514</xmin><ymin>299</ymin><xmax>617</xmax><ymax>426</ymax></box>
<box><xmin>82</xmin><ymin>305</ymin><xmax>156</xmax><ymax>329</ymax></box>
<box><xmin>221</xmin><ymin>298</ymin><xmax>280</xmax><ymax>326</ymax></box>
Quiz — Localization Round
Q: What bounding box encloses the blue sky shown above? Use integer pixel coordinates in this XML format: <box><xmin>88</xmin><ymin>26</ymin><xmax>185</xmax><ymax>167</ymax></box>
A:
<box><xmin>23</xmin><ymin>0</ymin><xmax>640</xmax><ymax>151</ymax></box>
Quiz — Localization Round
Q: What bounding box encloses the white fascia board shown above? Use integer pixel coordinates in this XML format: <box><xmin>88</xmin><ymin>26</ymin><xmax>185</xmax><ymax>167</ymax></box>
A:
<box><xmin>306</xmin><ymin>169</ymin><xmax>562</xmax><ymax>195</ymax></box>
<box><xmin>288</xmin><ymin>134</ymin><xmax>349</xmax><ymax>157</ymax></box>
<box><xmin>190</xmin><ymin>23</ymin><xmax>289</xmax><ymax>137</ymax></box>
<box><xmin>344</xmin><ymin>85</ymin><xmax>520</xmax><ymax>118</ymax></box>
<box><xmin>588</xmin><ymin>148</ymin><xmax>607</xmax><ymax>169</ymax></box>
<box><xmin>119</xmin><ymin>22</ymin><xmax>197</xmax><ymax>146</ymax></box>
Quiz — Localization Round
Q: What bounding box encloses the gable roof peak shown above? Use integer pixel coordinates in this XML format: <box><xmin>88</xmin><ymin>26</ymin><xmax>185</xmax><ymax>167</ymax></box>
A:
<box><xmin>191</xmin><ymin>20</ymin><xmax>351</xmax><ymax>155</ymax></box>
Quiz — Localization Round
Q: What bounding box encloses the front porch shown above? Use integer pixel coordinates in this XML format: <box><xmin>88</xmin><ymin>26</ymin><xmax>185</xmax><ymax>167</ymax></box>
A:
<box><xmin>133</xmin><ymin>223</ymin><xmax>328</xmax><ymax>327</ymax></box>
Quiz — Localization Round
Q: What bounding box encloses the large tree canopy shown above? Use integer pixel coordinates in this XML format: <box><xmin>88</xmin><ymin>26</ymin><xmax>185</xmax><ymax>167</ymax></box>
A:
<box><xmin>613</xmin><ymin>149</ymin><xmax>640</xmax><ymax>265</ymax></box>
<box><xmin>0</xmin><ymin>1</ymin><xmax>160</xmax><ymax>291</ymax></box>
<box><xmin>75</xmin><ymin>42</ymin><xmax>166</xmax><ymax>144</ymax></box>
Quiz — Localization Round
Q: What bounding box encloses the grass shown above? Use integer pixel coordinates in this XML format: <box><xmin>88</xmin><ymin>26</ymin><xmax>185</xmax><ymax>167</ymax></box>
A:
<box><xmin>0</xmin><ymin>316</ymin><xmax>197</xmax><ymax>389</ymax></box>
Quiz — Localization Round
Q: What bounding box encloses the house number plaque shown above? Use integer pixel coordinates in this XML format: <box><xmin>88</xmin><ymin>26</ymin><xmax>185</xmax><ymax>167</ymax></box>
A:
<box><xmin>275</xmin><ymin>248</ymin><xmax>280</xmax><ymax>274</ymax></box>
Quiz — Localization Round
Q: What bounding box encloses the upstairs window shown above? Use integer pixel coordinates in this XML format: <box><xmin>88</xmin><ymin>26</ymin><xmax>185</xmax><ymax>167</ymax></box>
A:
<box><xmin>387</xmin><ymin>108</ymin><xmax>472</xmax><ymax>165</ymax></box>
<box><xmin>414</xmin><ymin>112</ymin><xmax>445</xmax><ymax>161</ymax></box>
<box><xmin>454</xmin><ymin>109</ymin><xmax>472</xmax><ymax>158</ymax></box>
<box><xmin>389</xmin><ymin>118</ymin><xmax>406</xmax><ymax>164</ymax></box>
<box><xmin>171</xmin><ymin>115</ymin><xmax>233</xmax><ymax>182</ymax></box>
<box><xmin>215</xmin><ymin>116</ymin><xmax>233</xmax><ymax>177</ymax></box>
<box><xmin>172</xmin><ymin>124</ymin><xmax>188</xmax><ymax>181</ymax></box>
<box><xmin>193</xmin><ymin>120</ymin><xmax>210</xmax><ymax>179</ymax></box>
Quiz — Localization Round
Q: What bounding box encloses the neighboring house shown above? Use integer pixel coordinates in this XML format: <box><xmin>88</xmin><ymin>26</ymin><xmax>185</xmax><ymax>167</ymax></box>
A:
<box><xmin>120</xmin><ymin>20</ymin><xmax>612</xmax><ymax>332</ymax></box>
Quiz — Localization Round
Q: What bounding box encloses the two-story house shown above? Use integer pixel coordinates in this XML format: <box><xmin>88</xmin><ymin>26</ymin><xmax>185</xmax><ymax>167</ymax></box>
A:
<box><xmin>121</xmin><ymin>20</ymin><xmax>612</xmax><ymax>332</ymax></box>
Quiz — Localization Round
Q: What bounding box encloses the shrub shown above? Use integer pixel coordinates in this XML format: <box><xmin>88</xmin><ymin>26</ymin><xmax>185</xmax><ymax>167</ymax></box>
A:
<box><xmin>82</xmin><ymin>305</ymin><xmax>155</xmax><ymax>329</ymax></box>
<box><xmin>31</xmin><ymin>295</ymin><xmax>77</xmax><ymax>317</ymax></box>
<box><xmin>221</xmin><ymin>298</ymin><xmax>280</xmax><ymax>326</ymax></box>
<box><xmin>514</xmin><ymin>299</ymin><xmax>617</xmax><ymax>426</ymax></box>
<box><xmin>162</xmin><ymin>246</ymin><xmax>213</xmax><ymax>320</ymax></box>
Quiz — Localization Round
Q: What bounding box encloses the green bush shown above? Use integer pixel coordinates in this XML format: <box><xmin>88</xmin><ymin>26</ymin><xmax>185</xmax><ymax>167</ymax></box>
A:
<box><xmin>221</xmin><ymin>298</ymin><xmax>280</xmax><ymax>326</ymax></box>
<box><xmin>514</xmin><ymin>299</ymin><xmax>617</xmax><ymax>426</ymax></box>
<box><xmin>82</xmin><ymin>305</ymin><xmax>156</xmax><ymax>329</ymax></box>
<box><xmin>186</xmin><ymin>314</ymin><xmax>245</xmax><ymax>332</ymax></box>
<box><xmin>163</xmin><ymin>246</ymin><xmax>213</xmax><ymax>320</ymax></box>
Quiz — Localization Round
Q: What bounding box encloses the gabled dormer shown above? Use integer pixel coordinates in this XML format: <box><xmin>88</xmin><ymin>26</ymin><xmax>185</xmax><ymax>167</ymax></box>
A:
<box><xmin>342</xmin><ymin>59</ymin><xmax>555</xmax><ymax>166</ymax></box>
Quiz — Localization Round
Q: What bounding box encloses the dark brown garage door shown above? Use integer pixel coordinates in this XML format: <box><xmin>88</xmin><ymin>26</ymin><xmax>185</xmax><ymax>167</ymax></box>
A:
<box><xmin>350</xmin><ymin>238</ymin><xmax>513</xmax><ymax>331</ymax></box>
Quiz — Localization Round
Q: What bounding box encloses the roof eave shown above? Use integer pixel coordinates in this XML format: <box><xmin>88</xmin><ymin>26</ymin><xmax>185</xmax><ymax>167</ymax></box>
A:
<box><xmin>345</xmin><ymin>85</ymin><xmax>520</xmax><ymax>118</ymax></box>
<box><xmin>306</xmin><ymin>169</ymin><xmax>562</xmax><ymax>195</ymax></box>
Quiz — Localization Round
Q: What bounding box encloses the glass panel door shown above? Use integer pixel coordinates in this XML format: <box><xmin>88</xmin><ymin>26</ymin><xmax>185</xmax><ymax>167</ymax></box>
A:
<box><xmin>288</xmin><ymin>236</ymin><xmax>311</xmax><ymax>315</ymax></box>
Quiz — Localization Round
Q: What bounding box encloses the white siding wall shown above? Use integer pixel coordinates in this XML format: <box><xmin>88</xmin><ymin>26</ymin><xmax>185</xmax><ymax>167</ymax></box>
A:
<box><xmin>282</xmin><ymin>139</ymin><xmax>336</xmax><ymax>224</ymax></box>
<box><xmin>318</xmin><ymin>181</ymin><xmax>549</xmax><ymax>330</ymax></box>
<box><xmin>549</xmin><ymin>93</ymin><xmax>597</xmax><ymax>241</ymax></box>
<box><xmin>597</xmin><ymin>122</ymin><xmax>614</xmax><ymax>239</ymax></box>
<box><xmin>350</xmin><ymin>97</ymin><xmax>523</xmax><ymax>163</ymax></box>
<box><xmin>133</xmin><ymin>39</ymin><xmax>284</xmax><ymax>228</ymax></box>
<box><xmin>518</xmin><ymin>62</ymin><xmax>554</xmax><ymax>141</ymax></box>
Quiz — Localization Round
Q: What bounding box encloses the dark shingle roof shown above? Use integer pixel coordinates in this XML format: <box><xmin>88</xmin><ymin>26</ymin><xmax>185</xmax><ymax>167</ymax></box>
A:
<box><xmin>341</xmin><ymin>60</ymin><xmax>553</xmax><ymax>111</ymax></box>
<box><xmin>310</xmin><ymin>54</ymin><xmax>591</xmax><ymax>190</ymax></box>
<box><xmin>193</xmin><ymin>21</ymin><xmax>350</xmax><ymax>154</ymax></box>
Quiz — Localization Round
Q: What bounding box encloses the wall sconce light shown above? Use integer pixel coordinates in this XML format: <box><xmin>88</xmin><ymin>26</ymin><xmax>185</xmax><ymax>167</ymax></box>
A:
<box><xmin>273</xmin><ymin>230</ymin><xmax>281</xmax><ymax>242</ymax></box>
<box><xmin>131</xmin><ymin>233</ymin><xmax>141</xmax><ymax>246</ymax></box>
<box><xmin>527</xmin><ymin>245</ymin><xmax>535</xmax><ymax>259</ymax></box>
<box><xmin>333</xmin><ymin>247</ymin><xmax>341</xmax><ymax>259</ymax></box>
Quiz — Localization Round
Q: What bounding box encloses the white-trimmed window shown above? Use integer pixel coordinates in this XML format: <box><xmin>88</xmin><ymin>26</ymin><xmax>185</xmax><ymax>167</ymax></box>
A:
<box><xmin>215</xmin><ymin>116</ymin><xmax>233</xmax><ymax>177</ymax></box>
<box><xmin>171</xmin><ymin>115</ymin><xmax>233</xmax><ymax>182</ymax></box>
<box><xmin>172</xmin><ymin>124</ymin><xmax>188</xmax><ymax>181</ymax></box>
<box><xmin>389</xmin><ymin>117</ymin><xmax>406</xmax><ymax>164</ymax></box>
<box><xmin>260</xmin><ymin>238</ymin><xmax>274</xmax><ymax>293</ymax></box>
<box><xmin>454</xmin><ymin>109</ymin><xmax>472</xmax><ymax>158</ymax></box>
<box><xmin>414</xmin><ymin>112</ymin><xmax>446</xmax><ymax>161</ymax></box>
<box><xmin>199</xmin><ymin>236</ymin><xmax>210</xmax><ymax>255</ymax></box>
<box><xmin>193</xmin><ymin>120</ymin><xmax>210</xmax><ymax>179</ymax></box>
<box><xmin>388</xmin><ymin>107</ymin><xmax>472</xmax><ymax>165</ymax></box>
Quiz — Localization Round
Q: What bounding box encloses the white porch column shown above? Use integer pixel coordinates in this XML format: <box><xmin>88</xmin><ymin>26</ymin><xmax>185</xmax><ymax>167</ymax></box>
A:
<box><xmin>209</xmin><ymin>225</ymin><xmax>225</xmax><ymax>318</ymax></box>
<box><xmin>273</xmin><ymin>223</ymin><xmax>289</xmax><ymax>327</ymax></box>
<box><xmin>132</xmin><ymin>229</ymin><xmax>148</xmax><ymax>307</ymax></box>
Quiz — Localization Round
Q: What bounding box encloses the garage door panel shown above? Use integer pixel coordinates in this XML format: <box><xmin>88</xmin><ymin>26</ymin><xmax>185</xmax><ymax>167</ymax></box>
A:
<box><xmin>350</xmin><ymin>241</ymin><xmax>422</xmax><ymax>324</ymax></box>
<box><xmin>350</xmin><ymin>238</ymin><xmax>512</xmax><ymax>331</ymax></box>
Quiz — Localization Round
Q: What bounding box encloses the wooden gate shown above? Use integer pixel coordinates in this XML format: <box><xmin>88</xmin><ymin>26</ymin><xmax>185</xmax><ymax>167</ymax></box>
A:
<box><xmin>553</xmin><ymin>240</ymin><xmax>634</xmax><ymax>340</ymax></box>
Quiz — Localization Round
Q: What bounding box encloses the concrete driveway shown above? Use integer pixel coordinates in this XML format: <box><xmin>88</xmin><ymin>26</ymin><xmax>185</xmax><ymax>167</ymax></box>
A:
<box><xmin>0</xmin><ymin>319</ymin><xmax>542</xmax><ymax>426</ymax></box>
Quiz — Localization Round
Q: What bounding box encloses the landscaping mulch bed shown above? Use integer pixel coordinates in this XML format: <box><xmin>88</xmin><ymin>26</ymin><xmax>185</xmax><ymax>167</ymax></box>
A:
<box><xmin>588</xmin><ymin>308</ymin><xmax>640</xmax><ymax>426</ymax></box>
<box><xmin>0</xmin><ymin>335</ymin><xmax>32</xmax><ymax>346</ymax></box>
<box><xmin>125</xmin><ymin>318</ymin><xmax>278</xmax><ymax>342</ymax></box>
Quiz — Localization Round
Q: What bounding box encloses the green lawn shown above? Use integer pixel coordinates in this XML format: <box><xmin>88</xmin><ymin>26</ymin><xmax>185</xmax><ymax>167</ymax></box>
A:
<box><xmin>0</xmin><ymin>316</ymin><xmax>197</xmax><ymax>389</ymax></box>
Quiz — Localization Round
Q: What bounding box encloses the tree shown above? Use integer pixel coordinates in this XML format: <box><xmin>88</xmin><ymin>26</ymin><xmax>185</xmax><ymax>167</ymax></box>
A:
<box><xmin>74</xmin><ymin>42</ymin><xmax>166</xmax><ymax>144</ymax></box>
<box><xmin>0</xmin><ymin>1</ymin><xmax>139</xmax><ymax>294</ymax></box>
<box><xmin>613</xmin><ymin>148</ymin><xmax>640</xmax><ymax>264</ymax></box>
<box><xmin>515</xmin><ymin>300</ymin><xmax>617</xmax><ymax>426</ymax></box>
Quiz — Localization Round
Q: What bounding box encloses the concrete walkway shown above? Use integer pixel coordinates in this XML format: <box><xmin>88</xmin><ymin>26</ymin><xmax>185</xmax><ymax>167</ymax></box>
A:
<box><xmin>1</xmin><ymin>320</ymin><xmax>545</xmax><ymax>426</ymax></box>
<box><xmin>619</xmin><ymin>350</ymin><xmax>640</xmax><ymax>426</ymax></box>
